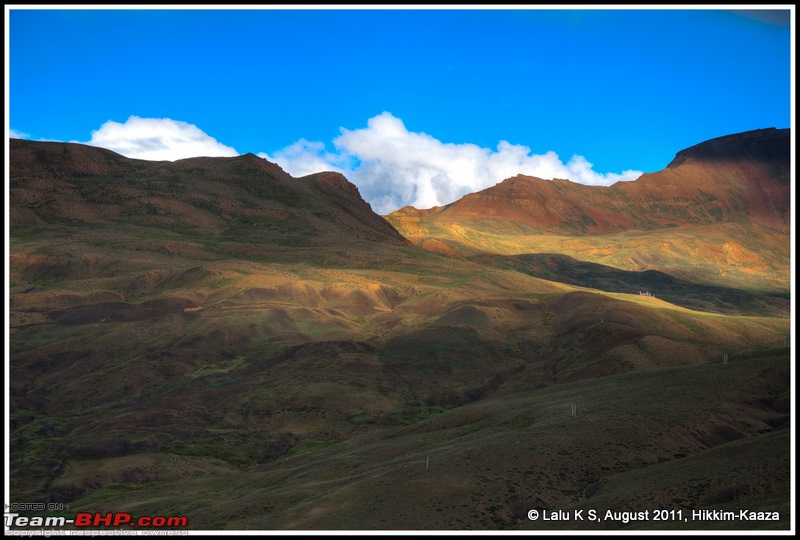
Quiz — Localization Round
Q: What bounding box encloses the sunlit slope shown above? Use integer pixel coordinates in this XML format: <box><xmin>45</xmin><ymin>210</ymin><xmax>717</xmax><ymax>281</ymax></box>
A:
<box><xmin>8</xmin><ymin>137</ymin><xmax>790</xmax><ymax>530</ymax></box>
<box><xmin>10</xmin><ymin>230</ymin><xmax>789</xmax><ymax>507</ymax></box>
<box><xmin>386</xmin><ymin>128</ymin><xmax>791</xmax><ymax>293</ymax></box>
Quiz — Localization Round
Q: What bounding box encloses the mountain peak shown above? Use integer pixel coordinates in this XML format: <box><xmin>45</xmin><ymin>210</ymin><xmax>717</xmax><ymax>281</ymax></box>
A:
<box><xmin>387</xmin><ymin>127</ymin><xmax>791</xmax><ymax>235</ymax></box>
<box><xmin>10</xmin><ymin>139</ymin><xmax>407</xmax><ymax>246</ymax></box>
<box><xmin>667</xmin><ymin>127</ymin><xmax>789</xmax><ymax>169</ymax></box>
<box><xmin>302</xmin><ymin>170</ymin><xmax>361</xmax><ymax>197</ymax></box>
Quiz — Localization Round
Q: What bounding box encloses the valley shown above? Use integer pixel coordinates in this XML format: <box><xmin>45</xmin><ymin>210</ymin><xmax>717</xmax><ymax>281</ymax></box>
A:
<box><xmin>7</xmin><ymin>129</ymin><xmax>792</xmax><ymax>531</ymax></box>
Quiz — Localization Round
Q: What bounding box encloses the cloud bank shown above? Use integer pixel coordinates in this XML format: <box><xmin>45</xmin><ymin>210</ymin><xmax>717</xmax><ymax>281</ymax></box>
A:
<box><xmin>263</xmin><ymin>112</ymin><xmax>643</xmax><ymax>214</ymax></box>
<box><xmin>73</xmin><ymin>113</ymin><xmax>641</xmax><ymax>214</ymax></box>
<box><xmin>85</xmin><ymin>116</ymin><xmax>238</xmax><ymax>161</ymax></box>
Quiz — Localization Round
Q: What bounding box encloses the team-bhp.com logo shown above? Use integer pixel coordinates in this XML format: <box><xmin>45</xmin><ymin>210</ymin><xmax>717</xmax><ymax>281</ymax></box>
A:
<box><xmin>5</xmin><ymin>512</ymin><xmax>188</xmax><ymax>529</ymax></box>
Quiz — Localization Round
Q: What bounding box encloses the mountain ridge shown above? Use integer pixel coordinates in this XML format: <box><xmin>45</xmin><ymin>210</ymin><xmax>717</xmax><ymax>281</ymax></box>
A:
<box><xmin>387</xmin><ymin>127</ymin><xmax>790</xmax><ymax>234</ymax></box>
<box><xmin>7</xmin><ymin>128</ymin><xmax>791</xmax><ymax>530</ymax></box>
<box><xmin>665</xmin><ymin>127</ymin><xmax>789</xmax><ymax>169</ymax></box>
<box><xmin>10</xmin><ymin>138</ymin><xmax>409</xmax><ymax>247</ymax></box>
<box><xmin>384</xmin><ymin>127</ymin><xmax>790</xmax><ymax>292</ymax></box>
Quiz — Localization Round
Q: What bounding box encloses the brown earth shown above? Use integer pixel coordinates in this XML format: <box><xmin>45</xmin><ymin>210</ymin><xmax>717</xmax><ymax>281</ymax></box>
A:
<box><xmin>391</xmin><ymin>128</ymin><xmax>789</xmax><ymax>234</ymax></box>
<box><xmin>7</xmin><ymin>133</ymin><xmax>791</xmax><ymax>531</ymax></box>
<box><xmin>385</xmin><ymin>128</ymin><xmax>790</xmax><ymax>293</ymax></box>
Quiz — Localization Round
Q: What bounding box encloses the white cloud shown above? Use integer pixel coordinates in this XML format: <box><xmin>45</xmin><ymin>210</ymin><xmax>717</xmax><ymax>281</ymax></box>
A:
<box><xmin>85</xmin><ymin>116</ymin><xmax>238</xmax><ymax>161</ymax></box>
<box><xmin>9</xmin><ymin>128</ymin><xmax>30</xmax><ymax>139</ymax></box>
<box><xmin>77</xmin><ymin>112</ymin><xmax>642</xmax><ymax>214</ymax></box>
<box><xmin>267</xmin><ymin>112</ymin><xmax>643</xmax><ymax>214</ymax></box>
<box><xmin>258</xmin><ymin>139</ymin><xmax>352</xmax><ymax>178</ymax></box>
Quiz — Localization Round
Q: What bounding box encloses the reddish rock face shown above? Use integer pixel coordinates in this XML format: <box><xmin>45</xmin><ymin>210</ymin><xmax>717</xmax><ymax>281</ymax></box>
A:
<box><xmin>392</xmin><ymin>128</ymin><xmax>790</xmax><ymax>234</ymax></box>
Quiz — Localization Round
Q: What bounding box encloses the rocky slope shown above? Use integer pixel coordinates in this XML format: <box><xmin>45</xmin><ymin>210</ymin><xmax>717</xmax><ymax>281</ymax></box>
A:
<box><xmin>10</xmin><ymin>138</ymin><xmax>409</xmax><ymax>246</ymax></box>
<box><xmin>390</xmin><ymin>128</ymin><xmax>789</xmax><ymax>234</ymax></box>
<box><xmin>7</xmin><ymin>134</ymin><xmax>791</xmax><ymax>531</ymax></box>
<box><xmin>386</xmin><ymin>128</ymin><xmax>791</xmax><ymax>292</ymax></box>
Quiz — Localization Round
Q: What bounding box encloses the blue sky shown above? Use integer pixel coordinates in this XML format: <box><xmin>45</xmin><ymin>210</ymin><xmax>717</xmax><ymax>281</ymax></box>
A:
<box><xmin>6</xmin><ymin>6</ymin><xmax>793</xmax><ymax>212</ymax></box>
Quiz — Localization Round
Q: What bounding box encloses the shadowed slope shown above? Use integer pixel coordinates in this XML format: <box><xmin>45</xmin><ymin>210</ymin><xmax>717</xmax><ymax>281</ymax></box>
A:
<box><xmin>39</xmin><ymin>347</ymin><xmax>790</xmax><ymax>530</ymax></box>
<box><xmin>10</xmin><ymin>139</ymin><xmax>408</xmax><ymax>246</ymax></box>
<box><xmin>8</xmin><ymin>135</ymin><xmax>791</xmax><ymax>531</ymax></box>
<box><xmin>10</xmin><ymin>138</ymin><xmax>156</xmax><ymax>179</ymax></box>
<box><xmin>469</xmin><ymin>252</ymin><xmax>789</xmax><ymax>316</ymax></box>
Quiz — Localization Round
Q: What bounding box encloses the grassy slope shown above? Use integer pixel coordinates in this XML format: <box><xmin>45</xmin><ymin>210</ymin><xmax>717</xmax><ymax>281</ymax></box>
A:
<box><xmin>385</xmin><ymin>216</ymin><xmax>790</xmax><ymax>294</ymax></box>
<box><xmin>385</xmin><ymin>128</ymin><xmax>791</xmax><ymax>296</ymax></box>
<box><xmin>53</xmin><ymin>346</ymin><xmax>790</xmax><ymax>531</ymax></box>
<box><xmin>10</xmin><ymin>221</ymin><xmax>790</xmax><ymax>531</ymax></box>
<box><xmin>8</xmin><ymin>140</ymin><xmax>792</xmax><ymax>531</ymax></box>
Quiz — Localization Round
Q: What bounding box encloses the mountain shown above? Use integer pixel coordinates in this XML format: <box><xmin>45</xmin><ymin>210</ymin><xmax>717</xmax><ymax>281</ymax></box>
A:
<box><xmin>390</xmin><ymin>127</ymin><xmax>789</xmax><ymax>234</ymax></box>
<box><xmin>10</xmin><ymin>139</ymin><xmax>408</xmax><ymax>247</ymax></box>
<box><xmin>7</xmin><ymin>135</ymin><xmax>791</xmax><ymax>531</ymax></box>
<box><xmin>386</xmin><ymin>128</ymin><xmax>791</xmax><ymax>293</ymax></box>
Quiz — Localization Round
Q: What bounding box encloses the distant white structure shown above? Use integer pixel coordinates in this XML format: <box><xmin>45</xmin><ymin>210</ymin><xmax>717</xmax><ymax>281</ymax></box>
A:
<box><xmin>638</xmin><ymin>290</ymin><xmax>655</xmax><ymax>298</ymax></box>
